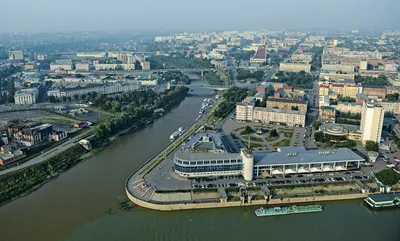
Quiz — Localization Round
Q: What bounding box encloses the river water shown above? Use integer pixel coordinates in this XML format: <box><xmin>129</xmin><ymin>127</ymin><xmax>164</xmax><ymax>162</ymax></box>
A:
<box><xmin>0</xmin><ymin>88</ymin><xmax>399</xmax><ymax>241</ymax></box>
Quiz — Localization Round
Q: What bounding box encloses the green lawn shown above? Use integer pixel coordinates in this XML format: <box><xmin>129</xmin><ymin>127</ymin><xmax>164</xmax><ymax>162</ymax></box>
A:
<box><xmin>233</xmin><ymin>127</ymin><xmax>245</xmax><ymax>132</ymax></box>
<box><xmin>266</xmin><ymin>136</ymin><xmax>279</xmax><ymax>142</ymax></box>
<box><xmin>38</xmin><ymin>116</ymin><xmax>78</xmax><ymax>128</ymax></box>
<box><xmin>284</xmin><ymin>131</ymin><xmax>293</xmax><ymax>138</ymax></box>
<box><xmin>273</xmin><ymin>139</ymin><xmax>291</xmax><ymax>147</ymax></box>
<box><xmin>241</xmin><ymin>135</ymin><xmax>264</xmax><ymax>142</ymax></box>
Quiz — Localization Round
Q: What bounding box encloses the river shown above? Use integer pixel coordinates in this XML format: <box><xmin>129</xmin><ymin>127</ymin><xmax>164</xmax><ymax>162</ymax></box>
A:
<box><xmin>0</xmin><ymin>88</ymin><xmax>399</xmax><ymax>241</ymax></box>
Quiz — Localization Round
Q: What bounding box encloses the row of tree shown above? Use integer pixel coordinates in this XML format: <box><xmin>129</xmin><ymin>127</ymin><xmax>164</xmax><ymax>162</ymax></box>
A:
<box><xmin>93</xmin><ymin>86</ymin><xmax>188</xmax><ymax>139</ymax></box>
<box><xmin>162</xmin><ymin>71</ymin><xmax>191</xmax><ymax>84</ymax></box>
<box><xmin>273</xmin><ymin>71</ymin><xmax>314</xmax><ymax>89</ymax></box>
<box><xmin>0</xmin><ymin>65</ymin><xmax>22</xmax><ymax>104</ymax></box>
<box><xmin>204</xmin><ymin>71</ymin><xmax>229</xmax><ymax>86</ymax></box>
<box><xmin>386</xmin><ymin>93</ymin><xmax>399</xmax><ymax>102</ymax></box>
<box><xmin>236</xmin><ymin>69</ymin><xmax>264</xmax><ymax>81</ymax></box>
<box><xmin>335</xmin><ymin>118</ymin><xmax>360</xmax><ymax>125</ymax></box>
<box><xmin>214</xmin><ymin>87</ymin><xmax>249</xmax><ymax>119</ymax></box>
<box><xmin>355</xmin><ymin>75</ymin><xmax>388</xmax><ymax>86</ymax></box>
<box><xmin>338</xmin><ymin>111</ymin><xmax>361</xmax><ymax>120</ymax></box>
<box><xmin>147</xmin><ymin>54</ymin><xmax>214</xmax><ymax>69</ymax></box>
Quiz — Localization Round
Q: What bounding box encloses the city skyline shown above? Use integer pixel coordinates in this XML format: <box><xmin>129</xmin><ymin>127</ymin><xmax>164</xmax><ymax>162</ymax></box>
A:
<box><xmin>1</xmin><ymin>0</ymin><xmax>400</xmax><ymax>33</ymax></box>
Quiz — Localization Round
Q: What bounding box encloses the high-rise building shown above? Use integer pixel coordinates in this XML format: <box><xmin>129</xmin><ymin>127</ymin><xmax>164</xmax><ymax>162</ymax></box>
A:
<box><xmin>360</xmin><ymin>101</ymin><xmax>384</xmax><ymax>144</ymax></box>
<box><xmin>8</xmin><ymin>50</ymin><xmax>24</xmax><ymax>60</ymax></box>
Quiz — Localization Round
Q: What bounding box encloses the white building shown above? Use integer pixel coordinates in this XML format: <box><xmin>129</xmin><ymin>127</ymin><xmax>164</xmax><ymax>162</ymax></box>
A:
<box><xmin>384</xmin><ymin>63</ymin><xmax>399</xmax><ymax>72</ymax></box>
<box><xmin>360</xmin><ymin>101</ymin><xmax>384</xmax><ymax>144</ymax></box>
<box><xmin>14</xmin><ymin>88</ymin><xmax>39</xmax><ymax>105</ymax></box>
<box><xmin>76</xmin><ymin>52</ymin><xmax>106</xmax><ymax>58</ymax></box>
<box><xmin>359</xmin><ymin>61</ymin><xmax>368</xmax><ymax>70</ymax></box>
<box><xmin>8</xmin><ymin>50</ymin><xmax>24</xmax><ymax>60</ymax></box>
<box><xmin>93</xmin><ymin>64</ymin><xmax>135</xmax><ymax>71</ymax></box>
<box><xmin>75</xmin><ymin>63</ymin><xmax>90</xmax><ymax>71</ymax></box>
<box><xmin>50</xmin><ymin>63</ymin><xmax>73</xmax><ymax>71</ymax></box>
<box><xmin>47</xmin><ymin>81</ymin><xmax>141</xmax><ymax>98</ymax></box>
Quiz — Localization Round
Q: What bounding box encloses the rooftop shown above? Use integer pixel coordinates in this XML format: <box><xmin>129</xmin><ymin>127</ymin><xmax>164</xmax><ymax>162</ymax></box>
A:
<box><xmin>267</xmin><ymin>97</ymin><xmax>307</xmax><ymax>105</ymax></box>
<box><xmin>182</xmin><ymin>133</ymin><xmax>227</xmax><ymax>153</ymax></box>
<box><xmin>252</xmin><ymin>47</ymin><xmax>266</xmax><ymax>59</ymax></box>
<box><xmin>254</xmin><ymin>107</ymin><xmax>305</xmax><ymax>115</ymax></box>
<box><xmin>368</xmin><ymin>192</ymin><xmax>400</xmax><ymax>203</ymax></box>
<box><xmin>320</xmin><ymin>123</ymin><xmax>360</xmax><ymax>135</ymax></box>
<box><xmin>253</xmin><ymin>147</ymin><xmax>364</xmax><ymax>166</ymax></box>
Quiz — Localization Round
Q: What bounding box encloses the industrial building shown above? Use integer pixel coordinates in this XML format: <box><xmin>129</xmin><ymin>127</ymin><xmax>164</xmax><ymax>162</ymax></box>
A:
<box><xmin>173</xmin><ymin>133</ymin><xmax>365</xmax><ymax>181</ymax></box>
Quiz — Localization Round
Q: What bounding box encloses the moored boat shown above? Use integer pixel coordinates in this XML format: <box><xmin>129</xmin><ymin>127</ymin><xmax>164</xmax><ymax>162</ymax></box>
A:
<box><xmin>255</xmin><ymin>205</ymin><xmax>323</xmax><ymax>217</ymax></box>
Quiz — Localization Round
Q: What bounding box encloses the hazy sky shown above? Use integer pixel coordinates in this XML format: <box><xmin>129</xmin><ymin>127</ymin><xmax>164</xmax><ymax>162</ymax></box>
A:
<box><xmin>1</xmin><ymin>0</ymin><xmax>399</xmax><ymax>32</ymax></box>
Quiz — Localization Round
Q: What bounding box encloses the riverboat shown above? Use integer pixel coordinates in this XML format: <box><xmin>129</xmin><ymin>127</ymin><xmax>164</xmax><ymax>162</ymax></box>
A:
<box><xmin>255</xmin><ymin>205</ymin><xmax>323</xmax><ymax>217</ymax></box>
<box><xmin>170</xmin><ymin>127</ymin><xmax>184</xmax><ymax>140</ymax></box>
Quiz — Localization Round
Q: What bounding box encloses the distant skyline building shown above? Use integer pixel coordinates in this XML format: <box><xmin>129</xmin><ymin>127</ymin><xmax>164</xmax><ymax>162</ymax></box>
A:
<box><xmin>8</xmin><ymin>50</ymin><xmax>24</xmax><ymax>60</ymax></box>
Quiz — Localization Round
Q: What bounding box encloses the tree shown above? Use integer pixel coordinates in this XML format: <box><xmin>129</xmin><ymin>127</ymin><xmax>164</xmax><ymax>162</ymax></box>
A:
<box><xmin>243</xmin><ymin>126</ymin><xmax>254</xmax><ymax>135</ymax></box>
<box><xmin>269</xmin><ymin>129</ymin><xmax>278</xmax><ymax>137</ymax></box>
<box><xmin>314</xmin><ymin>131</ymin><xmax>324</xmax><ymax>142</ymax></box>
<box><xmin>291</xmin><ymin>106</ymin><xmax>299</xmax><ymax>111</ymax></box>
<box><xmin>312</xmin><ymin>121</ymin><xmax>321</xmax><ymax>130</ymax></box>
<box><xmin>337</xmin><ymin>96</ymin><xmax>356</xmax><ymax>102</ymax></box>
<box><xmin>386</xmin><ymin>93</ymin><xmax>399</xmax><ymax>102</ymax></box>
<box><xmin>364</xmin><ymin>141</ymin><xmax>379</xmax><ymax>152</ymax></box>
<box><xmin>48</xmin><ymin>96</ymin><xmax>57</xmax><ymax>103</ymax></box>
<box><xmin>135</xmin><ymin>60</ymin><xmax>142</xmax><ymax>70</ymax></box>
<box><xmin>375</xmin><ymin>169</ymin><xmax>400</xmax><ymax>186</ymax></box>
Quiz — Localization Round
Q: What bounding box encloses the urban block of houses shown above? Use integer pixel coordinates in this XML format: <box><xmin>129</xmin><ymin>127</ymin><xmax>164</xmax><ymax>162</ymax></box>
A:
<box><xmin>1</xmin><ymin>119</ymin><xmax>53</xmax><ymax>147</ymax></box>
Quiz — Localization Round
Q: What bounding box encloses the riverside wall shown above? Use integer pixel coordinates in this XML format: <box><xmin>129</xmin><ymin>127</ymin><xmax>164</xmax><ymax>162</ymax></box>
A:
<box><xmin>125</xmin><ymin>189</ymin><xmax>369</xmax><ymax>211</ymax></box>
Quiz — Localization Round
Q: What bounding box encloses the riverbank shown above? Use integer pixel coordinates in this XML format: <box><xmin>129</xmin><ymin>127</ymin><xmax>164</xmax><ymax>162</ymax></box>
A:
<box><xmin>0</xmin><ymin>88</ymin><xmax>190</xmax><ymax>207</ymax></box>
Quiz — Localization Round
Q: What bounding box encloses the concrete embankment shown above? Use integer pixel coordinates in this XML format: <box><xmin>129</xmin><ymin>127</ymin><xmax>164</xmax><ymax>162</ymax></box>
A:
<box><xmin>125</xmin><ymin>189</ymin><xmax>369</xmax><ymax>211</ymax></box>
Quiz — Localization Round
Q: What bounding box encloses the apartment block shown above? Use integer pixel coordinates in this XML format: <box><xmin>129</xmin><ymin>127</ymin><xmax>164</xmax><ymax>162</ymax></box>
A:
<box><xmin>266</xmin><ymin>97</ymin><xmax>308</xmax><ymax>112</ymax></box>
<box><xmin>253</xmin><ymin>107</ymin><xmax>306</xmax><ymax>127</ymax></box>
<box><xmin>319</xmin><ymin>106</ymin><xmax>336</xmax><ymax>122</ymax></box>
<box><xmin>279</xmin><ymin>63</ymin><xmax>311</xmax><ymax>73</ymax></box>
<box><xmin>236</xmin><ymin>102</ymin><xmax>254</xmax><ymax>122</ymax></box>
<box><xmin>362</xmin><ymin>86</ymin><xmax>387</xmax><ymax>99</ymax></box>
<box><xmin>236</xmin><ymin>103</ymin><xmax>305</xmax><ymax>127</ymax></box>
<box><xmin>335</xmin><ymin>102</ymin><xmax>363</xmax><ymax>114</ymax></box>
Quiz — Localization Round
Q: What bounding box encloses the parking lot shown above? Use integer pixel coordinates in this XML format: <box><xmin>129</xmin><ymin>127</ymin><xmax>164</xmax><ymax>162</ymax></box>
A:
<box><xmin>191</xmin><ymin>170</ymin><xmax>373</xmax><ymax>190</ymax></box>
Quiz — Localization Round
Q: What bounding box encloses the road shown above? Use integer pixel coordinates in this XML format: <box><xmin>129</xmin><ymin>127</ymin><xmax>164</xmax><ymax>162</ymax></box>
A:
<box><xmin>0</xmin><ymin>129</ymin><xmax>94</xmax><ymax>176</ymax></box>
<box><xmin>303</xmin><ymin>72</ymin><xmax>320</xmax><ymax>149</ymax></box>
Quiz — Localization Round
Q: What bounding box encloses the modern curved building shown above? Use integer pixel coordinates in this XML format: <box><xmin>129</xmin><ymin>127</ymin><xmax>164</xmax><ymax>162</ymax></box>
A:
<box><xmin>173</xmin><ymin>133</ymin><xmax>365</xmax><ymax>181</ymax></box>
<box><xmin>319</xmin><ymin>123</ymin><xmax>362</xmax><ymax>142</ymax></box>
